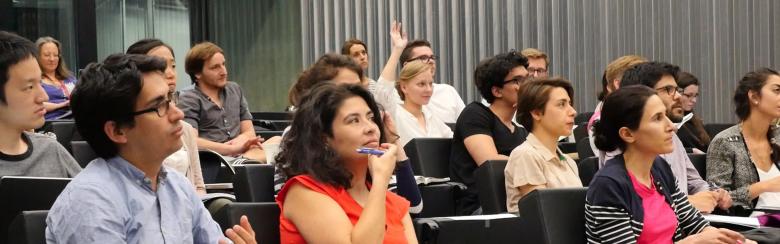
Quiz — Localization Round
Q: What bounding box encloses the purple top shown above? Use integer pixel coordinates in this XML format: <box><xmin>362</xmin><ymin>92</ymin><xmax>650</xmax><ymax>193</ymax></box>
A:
<box><xmin>42</xmin><ymin>76</ymin><xmax>77</xmax><ymax>120</ymax></box>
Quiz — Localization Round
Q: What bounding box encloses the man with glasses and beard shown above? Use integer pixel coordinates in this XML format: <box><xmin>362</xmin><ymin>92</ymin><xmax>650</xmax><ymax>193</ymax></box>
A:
<box><xmin>608</xmin><ymin>61</ymin><xmax>732</xmax><ymax>214</ymax></box>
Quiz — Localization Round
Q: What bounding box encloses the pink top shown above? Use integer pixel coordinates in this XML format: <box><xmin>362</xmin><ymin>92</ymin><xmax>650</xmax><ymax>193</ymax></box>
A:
<box><xmin>628</xmin><ymin>171</ymin><xmax>677</xmax><ymax>244</ymax></box>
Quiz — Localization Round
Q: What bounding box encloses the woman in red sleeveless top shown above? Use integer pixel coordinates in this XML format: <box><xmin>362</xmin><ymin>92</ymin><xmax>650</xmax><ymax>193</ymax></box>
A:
<box><xmin>276</xmin><ymin>83</ymin><xmax>417</xmax><ymax>244</ymax></box>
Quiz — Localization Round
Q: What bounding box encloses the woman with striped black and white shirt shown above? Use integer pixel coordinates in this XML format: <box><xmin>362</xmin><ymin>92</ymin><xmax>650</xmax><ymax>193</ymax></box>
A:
<box><xmin>586</xmin><ymin>85</ymin><xmax>750</xmax><ymax>244</ymax></box>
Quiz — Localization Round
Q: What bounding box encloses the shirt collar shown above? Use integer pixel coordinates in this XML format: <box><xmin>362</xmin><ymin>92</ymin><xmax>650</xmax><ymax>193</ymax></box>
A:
<box><xmin>107</xmin><ymin>156</ymin><xmax>168</xmax><ymax>188</ymax></box>
<box><xmin>194</xmin><ymin>83</ymin><xmax>227</xmax><ymax>101</ymax></box>
<box><xmin>525</xmin><ymin>133</ymin><xmax>561</xmax><ymax>163</ymax></box>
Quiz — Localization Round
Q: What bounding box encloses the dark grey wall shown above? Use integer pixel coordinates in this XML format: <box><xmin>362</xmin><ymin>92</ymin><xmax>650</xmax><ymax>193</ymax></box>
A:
<box><xmin>207</xmin><ymin>0</ymin><xmax>302</xmax><ymax>111</ymax></box>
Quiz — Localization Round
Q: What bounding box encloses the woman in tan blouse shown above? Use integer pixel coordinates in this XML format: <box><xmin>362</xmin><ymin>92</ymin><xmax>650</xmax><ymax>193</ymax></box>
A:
<box><xmin>505</xmin><ymin>78</ymin><xmax>582</xmax><ymax>212</ymax></box>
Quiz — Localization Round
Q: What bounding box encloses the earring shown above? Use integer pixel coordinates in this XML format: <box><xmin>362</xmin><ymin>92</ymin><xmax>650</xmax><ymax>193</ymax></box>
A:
<box><xmin>755</xmin><ymin>101</ymin><xmax>759</xmax><ymax>105</ymax></box>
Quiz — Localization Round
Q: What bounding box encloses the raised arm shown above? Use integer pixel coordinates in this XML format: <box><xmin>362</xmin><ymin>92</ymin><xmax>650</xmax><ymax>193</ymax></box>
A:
<box><xmin>378</xmin><ymin>21</ymin><xmax>407</xmax><ymax>83</ymax></box>
<box><xmin>374</xmin><ymin>21</ymin><xmax>408</xmax><ymax>116</ymax></box>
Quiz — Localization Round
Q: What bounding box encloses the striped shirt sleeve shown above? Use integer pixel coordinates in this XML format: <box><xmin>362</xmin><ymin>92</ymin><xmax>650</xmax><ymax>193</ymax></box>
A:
<box><xmin>585</xmin><ymin>203</ymin><xmax>639</xmax><ymax>244</ymax></box>
<box><xmin>585</xmin><ymin>177</ymin><xmax>639</xmax><ymax>244</ymax></box>
<box><xmin>669</xmin><ymin>180</ymin><xmax>709</xmax><ymax>239</ymax></box>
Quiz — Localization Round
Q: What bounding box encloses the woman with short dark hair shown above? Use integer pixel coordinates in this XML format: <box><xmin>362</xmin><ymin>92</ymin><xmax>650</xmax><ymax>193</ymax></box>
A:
<box><xmin>504</xmin><ymin>78</ymin><xmax>581</xmax><ymax>213</ymax></box>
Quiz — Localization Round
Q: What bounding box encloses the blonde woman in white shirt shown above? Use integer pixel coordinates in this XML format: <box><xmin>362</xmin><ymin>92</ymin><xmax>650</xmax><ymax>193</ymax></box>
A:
<box><xmin>374</xmin><ymin>22</ymin><xmax>452</xmax><ymax>147</ymax></box>
<box><xmin>379</xmin><ymin>60</ymin><xmax>453</xmax><ymax>146</ymax></box>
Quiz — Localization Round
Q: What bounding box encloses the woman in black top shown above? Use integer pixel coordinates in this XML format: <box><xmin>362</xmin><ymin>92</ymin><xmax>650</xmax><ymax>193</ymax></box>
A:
<box><xmin>676</xmin><ymin>71</ymin><xmax>710</xmax><ymax>152</ymax></box>
<box><xmin>450</xmin><ymin>51</ymin><xmax>530</xmax><ymax>215</ymax></box>
<box><xmin>586</xmin><ymin>85</ymin><xmax>748</xmax><ymax>243</ymax></box>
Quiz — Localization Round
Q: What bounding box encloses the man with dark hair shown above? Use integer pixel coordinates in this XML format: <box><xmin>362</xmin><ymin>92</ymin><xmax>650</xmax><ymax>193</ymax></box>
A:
<box><xmin>449</xmin><ymin>51</ymin><xmax>530</xmax><ymax>215</ymax></box>
<box><xmin>601</xmin><ymin>61</ymin><xmax>732</xmax><ymax>214</ymax></box>
<box><xmin>0</xmin><ymin>31</ymin><xmax>80</xmax><ymax>178</ymax></box>
<box><xmin>46</xmin><ymin>54</ymin><xmax>256</xmax><ymax>243</ymax></box>
<box><xmin>179</xmin><ymin>41</ymin><xmax>274</xmax><ymax>162</ymax></box>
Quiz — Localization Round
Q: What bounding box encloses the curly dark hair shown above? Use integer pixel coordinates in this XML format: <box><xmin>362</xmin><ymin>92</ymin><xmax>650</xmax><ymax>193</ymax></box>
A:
<box><xmin>288</xmin><ymin>53</ymin><xmax>364</xmax><ymax>107</ymax></box>
<box><xmin>276</xmin><ymin>83</ymin><xmax>386</xmax><ymax>189</ymax></box>
<box><xmin>474</xmin><ymin>51</ymin><xmax>529</xmax><ymax>103</ymax></box>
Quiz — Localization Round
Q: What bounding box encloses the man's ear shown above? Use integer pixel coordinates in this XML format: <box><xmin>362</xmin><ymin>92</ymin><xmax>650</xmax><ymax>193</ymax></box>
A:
<box><xmin>491</xmin><ymin>86</ymin><xmax>503</xmax><ymax>99</ymax></box>
<box><xmin>104</xmin><ymin>121</ymin><xmax>128</xmax><ymax>144</ymax></box>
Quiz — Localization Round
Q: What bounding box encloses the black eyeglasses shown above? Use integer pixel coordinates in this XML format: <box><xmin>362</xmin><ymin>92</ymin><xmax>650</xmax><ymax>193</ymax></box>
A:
<box><xmin>407</xmin><ymin>55</ymin><xmax>437</xmax><ymax>64</ymax></box>
<box><xmin>655</xmin><ymin>85</ymin><xmax>684</xmax><ymax>96</ymax></box>
<box><xmin>502</xmin><ymin>76</ymin><xmax>527</xmax><ymax>86</ymax></box>
<box><xmin>131</xmin><ymin>92</ymin><xmax>178</xmax><ymax>117</ymax></box>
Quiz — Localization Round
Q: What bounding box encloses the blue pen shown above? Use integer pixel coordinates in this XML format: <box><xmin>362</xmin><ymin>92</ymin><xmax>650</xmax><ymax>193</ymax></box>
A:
<box><xmin>356</xmin><ymin>147</ymin><xmax>385</xmax><ymax>156</ymax></box>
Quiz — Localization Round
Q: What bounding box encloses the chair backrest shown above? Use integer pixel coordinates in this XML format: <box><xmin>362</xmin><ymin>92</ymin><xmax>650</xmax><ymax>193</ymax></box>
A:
<box><xmin>576</xmin><ymin>138</ymin><xmax>594</xmax><ymax>159</ymax></box>
<box><xmin>573</xmin><ymin>123</ymin><xmax>589</xmax><ymax>142</ymax></box>
<box><xmin>198</xmin><ymin>150</ymin><xmax>234</xmax><ymax>184</ymax></box>
<box><xmin>704</xmin><ymin>123</ymin><xmax>733</xmax><ymax>138</ymax></box>
<box><xmin>414</xmin><ymin>215</ymin><xmax>524</xmax><ymax>243</ymax></box>
<box><xmin>404</xmin><ymin>138</ymin><xmax>452</xmax><ymax>178</ymax></box>
<box><xmin>70</xmin><ymin>141</ymin><xmax>97</xmax><ymax>168</ymax></box>
<box><xmin>7</xmin><ymin>210</ymin><xmax>48</xmax><ymax>244</ymax></box>
<box><xmin>574</xmin><ymin>112</ymin><xmax>594</xmax><ymax>125</ymax></box>
<box><xmin>414</xmin><ymin>183</ymin><xmax>460</xmax><ymax>218</ymax></box>
<box><xmin>559</xmin><ymin>142</ymin><xmax>577</xmax><ymax>154</ymax></box>
<box><xmin>688</xmin><ymin>153</ymin><xmax>707</xmax><ymax>179</ymax></box>
<box><xmin>0</xmin><ymin>177</ymin><xmax>70</xmax><ymax>243</ymax></box>
<box><xmin>518</xmin><ymin>188</ymin><xmax>588</xmax><ymax>244</ymax></box>
<box><xmin>475</xmin><ymin>160</ymin><xmax>508</xmax><ymax>214</ymax></box>
<box><xmin>251</xmin><ymin>112</ymin><xmax>292</xmax><ymax>121</ymax></box>
<box><xmin>213</xmin><ymin>202</ymin><xmax>280</xmax><ymax>244</ymax></box>
<box><xmin>577</xmin><ymin>156</ymin><xmax>599</xmax><ymax>186</ymax></box>
<box><xmin>232</xmin><ymin>164</ymin><xmax>275</xmax><ymax>202</ymax></box>
<box><xmin>51</xmin><ymin>121</ymin><xmax>81</xmax><ymax>153</ymax></box>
